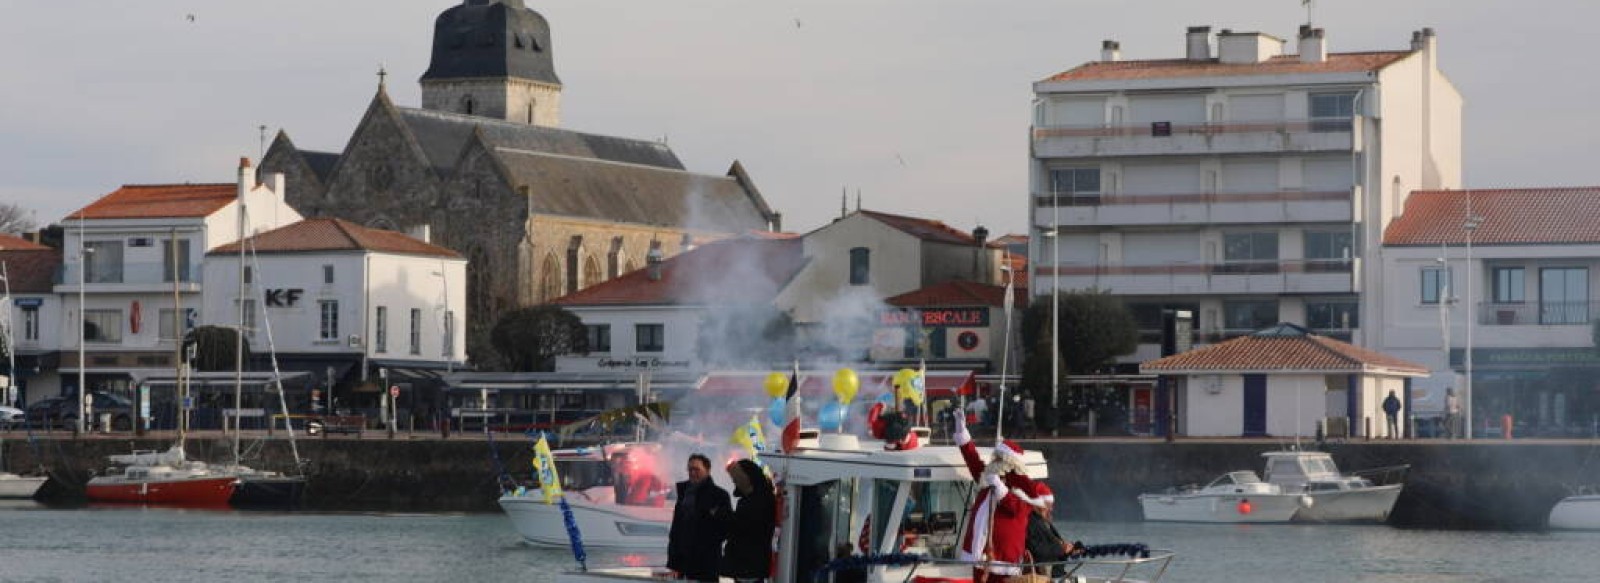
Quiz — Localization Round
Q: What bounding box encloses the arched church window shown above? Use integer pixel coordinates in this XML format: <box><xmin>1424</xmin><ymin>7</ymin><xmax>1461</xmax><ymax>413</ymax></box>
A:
<box><xmin>583</xmin><ymin>255</ymin><xmax>603</xmax><ymax>288</ymax></box>
<box><xmin>527</xmin><ymin>103</ymin><xmax>535</xmax><ymax>124</ymax></box>
<box><xmin>539</xmin><ymin>254</ymin><xmax>563</xmax><ymax>302</ymax></box>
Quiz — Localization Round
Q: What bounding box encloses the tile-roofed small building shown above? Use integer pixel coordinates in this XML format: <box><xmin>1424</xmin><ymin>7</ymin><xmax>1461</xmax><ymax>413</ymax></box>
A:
<box><xmin>1384</xmin><ymin>187</ymin><xmax>1600</xmax><ymax>246</ymax></box>
<box><xmin>209</xmin><ymin>218</ymin><xmax>462</xmax><ymax>259</ymax></box>
<box><xmin>1143</xmin><ymin>323</ymin><xmax>1427</xmax><ymax>375</ymax></box>
<box><xmin>0</xmin><ymin>247</ymin><xmax>62</xmax><ymax>293</ymax></box>
<box><xmin>65</xmin><ymin>184</ymin><xmax>236</xmax><ymax>220</ymax></box>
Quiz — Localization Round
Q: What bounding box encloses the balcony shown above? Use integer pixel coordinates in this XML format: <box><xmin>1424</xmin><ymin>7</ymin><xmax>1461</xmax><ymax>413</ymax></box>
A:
<box><xmin>1038</xmin><ymin>259</ymin><xmax>1355</xmax><ymax>295</ymax></box>
<box><xmin>1035</xmin><ymin>189</ymin><xmax>1353</xmax><ymax>226</ymax></box>
<box><xmin>55</xmin><ymin>262</ymin><xmax>203</xmax><ymax>293</ymax></box>
<box><xmin>1032</xmin><ymin>118</ymin><xmax>1357</xmax><ymax>158</ymax></box>
<box><xmin>1479</xmin><ymin>301</ymin><xmax>1599</xmax><ymax>326</ymax></box>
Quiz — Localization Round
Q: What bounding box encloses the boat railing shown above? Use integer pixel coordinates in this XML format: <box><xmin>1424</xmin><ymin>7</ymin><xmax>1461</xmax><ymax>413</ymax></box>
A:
<box><xmin>816</xmin><ymin>547</ymin><xmax>1176</xmax><ymax>583</ymax></box>
<box><xmin>1350</xmin><ymin>464</ymin><xmax>1409</xmax><ymax>487</ymax></box>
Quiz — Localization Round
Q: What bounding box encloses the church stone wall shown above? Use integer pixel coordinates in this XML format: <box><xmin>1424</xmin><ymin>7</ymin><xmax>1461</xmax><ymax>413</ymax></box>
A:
<box><xmin>259</xmin><ymin>143</ymin><xmax>327</xmax><ymax>205</ymax></box>
<box><xmin>422</xmin><ymin>78</ymin><xmax>561</xmax><ymax>126</ymax></box>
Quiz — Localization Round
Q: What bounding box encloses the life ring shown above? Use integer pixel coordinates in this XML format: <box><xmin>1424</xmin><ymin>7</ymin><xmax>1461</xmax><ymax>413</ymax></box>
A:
<box><xmin>130</xmin><ymin>301</ymin><xmax>143</xmax><ymax>334</ymax></box>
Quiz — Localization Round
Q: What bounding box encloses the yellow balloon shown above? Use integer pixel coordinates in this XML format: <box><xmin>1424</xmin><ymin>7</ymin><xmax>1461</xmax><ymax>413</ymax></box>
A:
<box><xmin>764</xmin><ymin>372</ymin><xmax>789</xmax><ymax>399</ymax></box>
<box><xmin>832</xmin><ymin>368</ymin><xmax>860</xmax><ymax>404</ymax></box>
<box><xmin>894</xmin><ymin>369</ymin><xmax>925</xmax><ymax>406</ymax></box>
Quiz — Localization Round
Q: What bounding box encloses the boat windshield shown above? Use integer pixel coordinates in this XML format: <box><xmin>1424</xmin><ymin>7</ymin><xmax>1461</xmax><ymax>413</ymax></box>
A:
<box><xmin>1307</xmin><ymin>458</ymin><xmax>1340</xmax><ymax>476</ymax></box>
<box><xmin>550</xmin><ymin>459</ymin><xmax>612</xmax><ymax>491</ymax></box>
<box><xmin>1217</xmin><ymin>471</ymin><xmax>1262</xmax><ymax>486</ymax></box>
<box><xmin>794</xmin><ymin>477</ymin><xmax>974</xmax><ymax>576</ymax></box>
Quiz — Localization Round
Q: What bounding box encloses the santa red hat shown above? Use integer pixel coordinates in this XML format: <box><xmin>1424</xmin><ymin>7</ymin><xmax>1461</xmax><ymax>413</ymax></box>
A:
<box><xmin>993</xmin><ymin>439</ymin><xmax>1026</xmax><ymax>465</ymax></box>
<box><xmin>1033</xmin><ymin>482</ymin><xmax>1055</xmax><ymax>504</ymax></box>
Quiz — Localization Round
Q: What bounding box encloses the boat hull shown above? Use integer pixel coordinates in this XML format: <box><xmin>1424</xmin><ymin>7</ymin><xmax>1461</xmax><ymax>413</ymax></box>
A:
<box><xmin>231</xmin><ymin>476</ymin><xmax>307</xmax><ymax>509</ymax></box>
<box><xmin>1549</xmin><ymin>495</ymin><xmax>1600</xmax><ymax>530</ymax></box>
<box><xmin>1139</xmin><ymin>493</ymin><xmax>1304</xmax><ymax>523</ymax></box>
<box><xmin>499</xmin><ymin>491</ymin><xmax>671</xmax><ymax>549</ymax></box>
<box><xmin>1294</xmin><ymin>484</ymin><xmax>1401</xmax><ymax>522</ymax></box>
<box><xmin>86</xmin><ymin>475</ymin><xmax>238</xmax><ymax>506</ymax></box>
<box><xmin>0</xmin><ymin>475</ymin><xmax>47</xmax><ymax>499</ymax></box>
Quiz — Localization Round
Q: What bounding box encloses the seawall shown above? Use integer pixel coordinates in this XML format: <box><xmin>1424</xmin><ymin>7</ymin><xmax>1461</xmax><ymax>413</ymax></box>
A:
<box><xmin>6</xmin><ymin>434</ymin><xmax>1596</xmax><ymax>529</ymax></box>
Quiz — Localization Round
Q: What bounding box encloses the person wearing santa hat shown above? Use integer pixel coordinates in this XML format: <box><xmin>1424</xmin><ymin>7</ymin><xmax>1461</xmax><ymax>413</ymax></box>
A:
<box><xmin>1024</xmin><ymin>482</ymin><xmax>1084</xmax><ymax>578</ymax></box>
<box><xmin>952</xmin><ymin>410</ymin><xmax>1041</xmax><ymax>581</ymax></box>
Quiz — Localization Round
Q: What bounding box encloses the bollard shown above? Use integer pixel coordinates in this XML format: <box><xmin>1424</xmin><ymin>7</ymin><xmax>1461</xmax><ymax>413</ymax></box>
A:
<box><xmin>1088</xmin><ymin>410</ymin><xmax>1097</xmax><ymax>438</ymax></box>
<box><xmin>1502</xmin><ymin>414</ymin><xmax>1513</xmax><ymax>439</ymax></box>
<box><xmin>1364</xmin><ymin>416</ymin><xmax>1372</xmax><ymax>441</ymax></box>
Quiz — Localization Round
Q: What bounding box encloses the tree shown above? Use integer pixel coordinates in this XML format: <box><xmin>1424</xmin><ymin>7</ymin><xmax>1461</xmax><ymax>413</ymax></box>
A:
<box><xmin>490</xmin><ymin>305</ymin><xmax>589</xmax><ymax>372</ymax></box>
<box><xmin>696</xmin><ymin>304</ymin><xmax>796</xmax><ymax>368</ymax></box>
<box><xmin>1021</xmin><ymin>290</ymin><xmax>1140</xmax><ymax>430</ymax></box>
<box><xmin>183</xmin><ymin>325</ymin><xmax>251</xmax><ymax>372</ymax></box>
<box><xmin>0</xmin><ymin>202</ymin><xmax>37</xmax><ymax>235</ymax></box>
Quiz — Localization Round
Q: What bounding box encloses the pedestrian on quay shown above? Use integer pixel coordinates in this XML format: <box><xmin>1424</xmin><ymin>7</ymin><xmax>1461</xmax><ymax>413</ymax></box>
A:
<box><xmin>1382</xmin><ymin>390</ymin><xmax>1402</xmax><ymax>439</ymax></box>
<box><xmin>721</xmin><ymin>459</ymin><xmax>776</xmax><ymax>583</ymax></box>
<box><xmin>1444</xmin><ymin>388</ymin><xmax>1461</xmax><ymax>439</ymax></box>
<box><xmin>667</xmin><ymin>453</ymin><xmax>731</xmax><ymax>581</ymax></box>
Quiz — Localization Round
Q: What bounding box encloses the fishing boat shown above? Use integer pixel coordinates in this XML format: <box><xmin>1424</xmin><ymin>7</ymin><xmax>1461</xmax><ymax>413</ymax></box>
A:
<box><xmin>1261</xmin><ymin>450</ymin><xmax>1404</xmax><ymax>522</ymax></box>
<box><xmin>1139</xmin><ymin>471</ymin><xmax>1309</xmax><ymax>523</ymax></box>
<box><xmin>499</xmin><ymin>442</ymin><xmax>673</xmax><ymax>548</ymax></box>
<box><xmin>84</xmin><ymin>446</ymin><xmax>238</xmax><ymax>506</ymax></box>
<box><xmin>1548</xmin><ymin>489</ymin><xmax>1600</xmax><ymax>530</ymax></box>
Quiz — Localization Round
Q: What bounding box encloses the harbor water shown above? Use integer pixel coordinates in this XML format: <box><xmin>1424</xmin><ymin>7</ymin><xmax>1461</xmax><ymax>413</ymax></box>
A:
<box><xmin>2</xmin><ymin>501</ymin><xmax>1597</xmax><ymax>583</ymax></box>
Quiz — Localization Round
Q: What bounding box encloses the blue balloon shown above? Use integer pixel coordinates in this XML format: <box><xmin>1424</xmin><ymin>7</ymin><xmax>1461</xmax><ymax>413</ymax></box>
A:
<box><xmin>819</xmin><ymin>401</ymin><xmax>846</xmax><ymax>432</ymax></box>
<box><xmin>875</xmin><ymin>393</ymin><xmax>894</xmax><ymax>407</ymax></box>
<box><xmin>768</xmin><ymin>397</ymin><xmax>786</xmax><ymax>426</ymax></box>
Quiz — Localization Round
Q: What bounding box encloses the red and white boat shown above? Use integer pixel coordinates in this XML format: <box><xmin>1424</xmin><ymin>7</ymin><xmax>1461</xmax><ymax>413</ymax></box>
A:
<box><xmin>85</xmin><ymin>446</ymin><xmax>238</xmax><ymax>506</ymax></box>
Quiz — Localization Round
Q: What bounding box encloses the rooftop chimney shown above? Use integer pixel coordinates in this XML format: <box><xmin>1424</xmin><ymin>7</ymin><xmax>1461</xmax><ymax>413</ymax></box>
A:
<box><xmin>972</xmin><ymin>226</ymin><xmax>990</xmax><ymax>247</ymax></box>
<box><xmin>1298</xmin><ymin>25</ymin><xmax>1326</xmax><ymax>63</ymax></box>
<box><xmin>680</xmin><ymin>232</ymin><xmax>695</xmax><ymax>252</ymax></box>
<box><xmin>408</xmin><ymin>224</ymin><xmax>432</xmax><ymax>243</ymax></box>
<box><xmin>1101</xmin><ymin>40</ymin><xmax>1122</xmax><ymax>62</ymax></box>
<box><xmin>646</xmin><ymin>242</ymin><xmax>664</xmax><ymax>282</ymax></box>
<box><xmin>1217</xmin><ymin>30</ymin><xmax>1284</xmax><ymax>64</ymax></box>
<box><xmin>1186</xmin><ymin>26</ymin><xmax>1212</xmax><ymax>61</ymax></box>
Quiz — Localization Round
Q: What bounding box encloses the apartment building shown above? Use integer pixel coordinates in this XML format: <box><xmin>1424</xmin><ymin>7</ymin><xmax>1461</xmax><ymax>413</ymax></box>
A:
<box><xmin>1030</xmin><ymin>25</ymin><xmax>1460</xmax><ymax>363</ymax></box>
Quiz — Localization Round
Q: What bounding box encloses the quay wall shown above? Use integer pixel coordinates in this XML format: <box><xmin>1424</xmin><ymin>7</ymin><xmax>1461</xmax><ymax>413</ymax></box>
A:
<box><xmin>6</xmin><ymin>435</ymin><xmax>1595</xmax><ymax>529</ymax></box>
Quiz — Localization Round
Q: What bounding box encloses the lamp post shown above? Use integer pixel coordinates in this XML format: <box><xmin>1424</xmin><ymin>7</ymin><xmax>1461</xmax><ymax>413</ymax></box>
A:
<box><xmin>1462</xmin><ymin>200</ymin><xmax>1483</xmax><ymax>440</ymax></box>
<box><xmin>77</xmin><ymin>219</ymin><xmax>89</xmax><ymax>435</ymax></box>
<box><xmin>1041</xmin><ymin>227</ymin><xmax>1060</xmax><ymax>436</ymax></box>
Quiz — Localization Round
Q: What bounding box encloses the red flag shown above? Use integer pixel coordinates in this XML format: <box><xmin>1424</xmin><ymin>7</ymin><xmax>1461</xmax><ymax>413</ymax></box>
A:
<box><xmin>781</xmin><ymin>368</ymin><xmax>802</xmax><ymax>452</ymax></box>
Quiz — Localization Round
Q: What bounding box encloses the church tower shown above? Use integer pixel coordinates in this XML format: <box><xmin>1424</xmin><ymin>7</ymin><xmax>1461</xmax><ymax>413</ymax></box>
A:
<box><xmin>420</xmin><ymin>0</ymin><xmax>562</xmax><ymax>126</ymax></box>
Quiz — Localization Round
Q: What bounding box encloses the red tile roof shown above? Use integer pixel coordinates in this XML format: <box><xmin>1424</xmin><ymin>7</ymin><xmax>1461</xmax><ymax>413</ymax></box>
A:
<box><xmin>859</xmin><ymin>210</ymin><xmax>979</xmax><ymax>246</ymax></box>
<box><xmin>1384</xmin><ymin>188</ymin><xmax>1600</xmax><ymax>246</ymax></box>
<box><xmin>0</xmin><ymin>249</ymin><xmax>63</xmax><ymax>292</ymax></box>
<box><xmin>66</xmin><ymin>184</ymin><xmax>237</xmax><ymax>220</ymax></box>
<box><xmin>1141</xmin><ymin>324</ymin><xmax>1427</xmax><ymax>375</ymax></box>
<box><xmin>990</xmin><ymin>234</ymin><xmax>1029</xmax><ymax>250</ymax></box>
<box><xmin>209</xmin><ymin>218</ymin><xmax>462</xmax><ymax>258</ymax></box>
<box><xmin>0</xmin><ymin>233</ymin><xmax>48</xmax><ymax>251</ymax></box>
<box><xmin>551</xmin><ymin>237</ymin><xmax>807</xmax><ymax>307</ymax></box>
<box><xmin>886</xmin><ymin>280</ymin><xmax>1029</xmax><ymax>309</ymax></box>
<box><xmin>1041</xmin><ymin>51</ymin><xmax>1413</xmax><ymax>83</ymax></box>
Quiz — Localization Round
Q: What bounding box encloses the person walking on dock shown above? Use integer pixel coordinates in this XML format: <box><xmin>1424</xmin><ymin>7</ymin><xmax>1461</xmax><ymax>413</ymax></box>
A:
<box><xmin>1382</xmin><ymin>390</ymin><xmax>1402</xmax><ymax>439</ymax></box>
<box><xmin>1444</xmin><ymin>388</ymin><xmax>1461</xmax><ymax>439</ymax></box>
<box><xmin>667</xmin><ymin>453</ymin><xmax>731</xmax><ymax>581</ymax></box>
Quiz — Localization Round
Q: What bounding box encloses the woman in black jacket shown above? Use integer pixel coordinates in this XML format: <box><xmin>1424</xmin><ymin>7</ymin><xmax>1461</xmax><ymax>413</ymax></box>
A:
<box><xmin>721</xmin><ymin>459</ymin><xmax>776</xmax><ymax>582</ymax></box>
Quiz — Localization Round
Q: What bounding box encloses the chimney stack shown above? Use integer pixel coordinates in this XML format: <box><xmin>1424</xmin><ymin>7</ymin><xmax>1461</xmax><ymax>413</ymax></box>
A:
<box><xmin>1186</xmin><ymin>26</ymin><xmax>1212</xmax><ymax>61</ymax></box>
<box><xmin>646</xmin><ymin>243</ymin><xmax>664</xmax><ymax>282</ymax></box>
<box><xmin>1101</xmin><ymin>40</ymin><xmax>1122</xmax><ymax>62</ymax></box>
<box><xmin>1298</xmin><ymin>25</ymin><xmax>1326</xmax><ymax>63</ymax></box>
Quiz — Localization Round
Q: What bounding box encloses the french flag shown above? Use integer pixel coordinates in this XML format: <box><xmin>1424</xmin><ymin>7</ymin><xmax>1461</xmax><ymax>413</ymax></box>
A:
<box><xmin>781</xmin><ymin>365</ymin><xmax>802</xmax><ymax>453</ymax></box>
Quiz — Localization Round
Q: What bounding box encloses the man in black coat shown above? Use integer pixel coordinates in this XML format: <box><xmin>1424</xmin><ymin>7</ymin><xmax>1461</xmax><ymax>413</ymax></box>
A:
<box><xmin>721</xmin><ymin>459</ymin><xmax>776</xmax><ymax>582</ymax></box>
<box><xmin>667</xmin><ymin>453</ymin><xmax>731</xmax><ymax>581</ymax></box>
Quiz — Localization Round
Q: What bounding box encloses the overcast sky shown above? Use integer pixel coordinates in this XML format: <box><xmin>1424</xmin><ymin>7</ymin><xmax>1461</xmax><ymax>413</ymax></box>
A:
<box><xmin>2</xmin><ymin>0</ymin><xmax>1594</xmax><ymax>236</ymax></box>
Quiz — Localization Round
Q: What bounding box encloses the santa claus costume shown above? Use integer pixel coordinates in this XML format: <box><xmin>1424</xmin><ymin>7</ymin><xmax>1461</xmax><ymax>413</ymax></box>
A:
<box><xmin>953</xmin><ymin>413</ymin><xmax>1045</xmax><ymax>581</ymax></box>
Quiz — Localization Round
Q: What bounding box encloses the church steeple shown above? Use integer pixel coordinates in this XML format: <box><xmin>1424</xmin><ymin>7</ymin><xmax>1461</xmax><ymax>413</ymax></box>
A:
<box><xmin>420</xmin><ymin>0</ymin><xmax>563</xmax><ymax>126</ymax></box>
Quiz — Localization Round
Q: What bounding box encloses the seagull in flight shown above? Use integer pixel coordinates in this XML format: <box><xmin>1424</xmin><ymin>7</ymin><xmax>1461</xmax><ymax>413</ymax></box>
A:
<box><xmin>186</xmin><ymin>14</ymin><xmax>196</xmax><ymax>22</ymax></box>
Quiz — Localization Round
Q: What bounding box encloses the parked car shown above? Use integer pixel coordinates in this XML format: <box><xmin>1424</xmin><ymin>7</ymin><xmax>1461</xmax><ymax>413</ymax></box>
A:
<box><xmin>59</xmin><ymin>391</ymin><xmax>135</xmax><ymax>431</ymax></box>
<box><xmin>0</xmin><ymin>405</ymin><xmax>23</xmax><ymax>426</ymax></box>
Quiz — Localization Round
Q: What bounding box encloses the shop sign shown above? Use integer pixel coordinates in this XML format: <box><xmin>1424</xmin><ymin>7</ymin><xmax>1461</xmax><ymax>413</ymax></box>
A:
<box><xmin>878</xmin><ymin>307</ymin><xmax>989</xmax><ymax>328</ymax></box>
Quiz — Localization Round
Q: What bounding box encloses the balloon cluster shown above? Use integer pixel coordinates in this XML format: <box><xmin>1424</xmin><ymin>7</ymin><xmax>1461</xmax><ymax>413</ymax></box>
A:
<box><xmin>764</xmin><ymin>373</ymin><xmax>790</xmax><ymax>426</ymax></box>
<box><xmin>819</xmin><ymin>369</ymin><xmax>858</xmax><ymax>432</ymax></box>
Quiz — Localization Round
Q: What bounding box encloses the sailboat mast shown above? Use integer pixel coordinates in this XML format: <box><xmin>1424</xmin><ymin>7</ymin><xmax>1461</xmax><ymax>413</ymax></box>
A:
<box><xmin>170</xmin><ymin>227</ymin><xmax>182</xmax><ymax>442</ymax></box>
<box><xmin>233</xmin><ymin>159</ymin><xmax>249</xmax><ymax>467</ymax></box>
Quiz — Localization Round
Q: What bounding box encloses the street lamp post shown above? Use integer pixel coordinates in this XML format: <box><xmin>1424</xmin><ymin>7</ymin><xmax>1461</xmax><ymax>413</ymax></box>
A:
<box><xmin>1462</xmin><ymin>201</ymin><xmax>1483</xmax><ymax>440</ymax></box>
<box><xmin>77</xmin><ymin>219</ymin><xmax>89</xmax><ymax>435</ymax></box>
<box><xmin>1042</xmin><ymin>226</ymin><xmax>1060</xmax><ymax>436</ymax></box>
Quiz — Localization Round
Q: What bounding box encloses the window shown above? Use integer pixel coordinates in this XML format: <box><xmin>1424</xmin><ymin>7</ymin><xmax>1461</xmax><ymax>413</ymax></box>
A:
<box><xmin>322</xmin><ymin>265</ymin><xmax>335</xmax><ymax>284</ymax></box>
<box><xmin>443</xmin><ymin>311</ymin><xmax>455</xmax><ymax>357</ymax></box>
<box><xmin>243</xmin><ymin>266</ymin><xmax>253</xmax><ymax>285</ymax></box>
<box><xmin>318</xmin><ymin>300</ymin><xmax>339</xmax><ymax>341</ymax></box>
<box><xmin>83</xmin><ymin>241</ymin><xmax>124</xmax><ymax>283</ymax></box>
<box><xmin>636</xmin><ymin>323</ymin><xmax>664</xmax><ymax>353</ymax></box>
<box><xmin>162</xmin><ymin>238</ymin><xmax>192</xmax><ymax>282</ymax></box>
<box><xmin>1309</xmin><ymin>92</ymin><xmax>1356</xmax><ymax>132</ymax></box>
<box><xmin>1221</xmin><ymin>232</ymin><xmax>1279</xmax><ymax>273</ymax></box>
<box><xmin>1048</xmin><ymin>168</ymin><xmax>1101</xmax><ymax>204</ymax></box>
<box><xmin>1306</xmin><ymin>300</ymin><xmax>1360</xmax><ymax>330</ymax></box>
<box><xmin>1420</xmin><ymin>267</ymin><xmax>1451</xmax><ymax>304</ymax></box>
<box><xmin>158</xmin><ymin>308</ymin><xmax>196</xmax><ymax>340</ymax></box>
<box><xmin>849</xmin><ymin>247</ymin><xmax>870</xmax><ymax>286</ymax></box>
<box><xmin>586</xmin><ymin>324</ymin><xmax>611</xmax><ymax>353</ymax></box>
<box><xmin>409</xmin><ymin>308</ymin><xmax>422</xmax><ymax>355</ymax></box>
<box><xmin>22</xmin><ymin>307</ymin><xmax>39</xmax><ymax>341</ymax></box>
<box><xmin>1223</xmin><ymin>300</ymin><xmax>1277</xmax><ymax>332</ymax></box>
<box><xmin>84</xmin><ymin>309</ymin><xmax>122</xmax><ymax>343</ymax></box>
<box><xmin>1493</xmin><ymin>267</ymin><xmax>1525</xmax><ymax>304</ymax></box>
<box><xmin>1303</xmin><ymin>230</ymin><xmax>1353</xmax><ymax>272</ymax></box>
<box><xmin>375</xmin><ymin>306</ymin><xmax>388</xmax><ymax>353</ymax></box>
<box><xmin>1540</xmin><ymin>268</ymin><xmax>1589</xmax><ymax>325</ymax></box>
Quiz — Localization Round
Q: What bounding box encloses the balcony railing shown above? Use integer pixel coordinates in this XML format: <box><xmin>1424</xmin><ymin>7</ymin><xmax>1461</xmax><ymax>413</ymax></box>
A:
<box><xmin>1035</xmin><ymin>190</ymin><xmax>1350</xmax><ymax>208</ymax></box>
<box><xmin>1032</xmin><ymin>118</ymin><xmax>1356</xmax><ymax>158</ymax></box>
<box><xmin>55</xmin><ymin>262</ymin><xmax>202</xmax><ymax>286</ymax></box>
<box><xmin>1041</xmin><ymin>259</ymin><xmax>1353</xmax><ymax>277</ymax></box>
<box><xmin>1479</xmin><ymin>301</ymin><xmax>1600</xmax><ymax>326</ymax></box>
<box><xmin>1033</xmin><ymin>119</ymin><xmax>1352</xmax><ymax>140</ymax></box>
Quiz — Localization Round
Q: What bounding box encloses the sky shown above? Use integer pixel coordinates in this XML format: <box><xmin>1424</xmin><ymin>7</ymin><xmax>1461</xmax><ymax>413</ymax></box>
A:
<box><xmin>2</xmin><ymin>0</ymin><xmax>1596</xmax><ymax>237</ymax></box>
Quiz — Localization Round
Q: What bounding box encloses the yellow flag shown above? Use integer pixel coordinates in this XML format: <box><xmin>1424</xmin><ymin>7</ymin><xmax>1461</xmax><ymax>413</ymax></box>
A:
<box><xmin>731</xmin><ymin>415</ymin><xmax>766</xmax><ymax>458</ymax></box>
<box><xmin>532</xmin><ymin>436</ymin><xmax>562</xmax><ymax>504</ymax></box>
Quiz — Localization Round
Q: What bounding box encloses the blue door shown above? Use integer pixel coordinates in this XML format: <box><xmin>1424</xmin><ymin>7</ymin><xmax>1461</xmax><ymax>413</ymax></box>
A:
<box><xmin>1242</xmin><ymin>374</ymin><xmax>1267</xmax><ymax>437</ymax></box>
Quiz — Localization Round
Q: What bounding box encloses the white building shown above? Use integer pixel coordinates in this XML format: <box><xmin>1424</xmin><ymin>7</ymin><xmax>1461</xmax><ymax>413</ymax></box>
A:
<box><xmin>40</xmin><ymin>159</ymin><xmax>301</xmax><ymax>406</ymax></box>
<box><xmin>1</xmin><ymin>234</ymin><xmax>62</xmax><ymax>406</ymax></box>
<box><xmin>203</xmin><ymin>217</ymin><xmax>466</xmax><ymax>412</ymax></box>
<box><xmin>1030</xmin><ymin>25</ymin><xmax>1460</xmax><ymax>362</ymax></box>
<box><xmin>1381</xmin><ymin>187</ymin><xmax>1600</xmax><ymax>437</ymax></box>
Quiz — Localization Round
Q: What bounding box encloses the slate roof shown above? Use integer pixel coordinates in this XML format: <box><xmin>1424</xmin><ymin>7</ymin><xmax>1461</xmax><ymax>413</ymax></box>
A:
<box><xmin>301</xmin><ymin>150</ymin><xmax>341</xmax><ymax>184</ymax></box>
<box><xmin>0</xmin><ymin>248</ymin><xmax>62</xmax><ymax>292</ymax></box>
<box><xmin>550</xmin><ymin>237</ymin><xmax>807</xmax><ymax>307</ymax></box>
<box><xmin>858</xmin><ymin>210</ymin><xmax>979</xmax><ymax>245</ymax></box>
<box><xmin>0</xmin><ymin>233</ymin><xmax>48</xmax><ymax>251</ymax></box>
<box><xmin>66</xmin><ymin>184</ymin><xmax>236</xmax><ymax>220</ymax></box>
<box><xmin>1141</xmin><ymin>323</ymin><xmax>1428</xmax><ymax>375</ymax></box>
<box><xmin>1041</xmin><ymin>51</ymin><xmax>1413</xmax><ymax>83</ymax></box>
<box><xmin>396</xmin><ymin>107</ymin><xmax>682</xmax><ymax>175</ymax></box>
<box><xmin>495</xmin><ymin>146</ymin><xmax>769</xmax><ymax>230</ymax></box>
<box><xmin>209</xmin><ymin>218</ymin><xmax>462</xmax><ymax>259</ymax></box>
<box><xmin>421</xmin><ymin>0</ymin><xmax>560</xmax><ymax>86</ymax></box>
<box><xmin>1384</xmin><ymin>187</ymin><xmax>1600</xmax><ymax>246</ymax></box>
<box><xmin>886</xmin><ymin>280</ymin><xmax>1029</xmax><ymax>309</ymax></box>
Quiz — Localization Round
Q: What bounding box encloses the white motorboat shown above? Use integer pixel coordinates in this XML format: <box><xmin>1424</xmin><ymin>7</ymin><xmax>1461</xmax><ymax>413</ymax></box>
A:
<box><xmin>0</xmin><ymin>472</ymin><xmax>46</xmax><ymax>499</ymax></box>
<box><xmin>1548</xmin><ymin>490</ymin><xmax>1600</xmax><ymax>530</ymax></box>
<box><xmin>500</xmin><ymin>443</ymin><xmax>674</xmax><ymax>549</ymax></box>
<box><xmin>1139</xmin><ymin>471</ymin><xmax>1309</xmax><ymax>523</ymax></box>
<box><xmin>556</xmin><ymin>432</ymin><xmax>1174</xmax><ymax>583</ymax></box>
<box><xmin>1261</xmin><ymin>450</ymin><xmax>1404</xmax><ymax>522</ymax></box>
